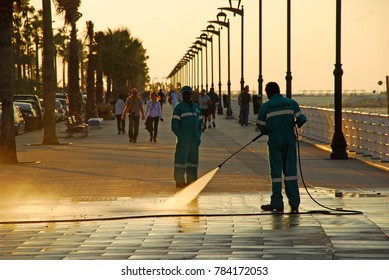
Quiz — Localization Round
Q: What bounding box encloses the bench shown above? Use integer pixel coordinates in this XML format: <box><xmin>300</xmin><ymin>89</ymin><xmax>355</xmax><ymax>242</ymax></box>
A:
<box><xmin>66</xmin><ymin>115</ymin><xmax>89</xmax><ymax>138</ymax></box>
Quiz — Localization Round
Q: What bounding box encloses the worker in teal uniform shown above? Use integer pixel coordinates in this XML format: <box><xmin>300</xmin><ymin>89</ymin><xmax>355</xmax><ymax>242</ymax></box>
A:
<box><xmin>256</xmin><ymin>82</ymin><xmax>307</xmax><ymax>213</ymax></box>
<box><xmin>171</xmin><ymin>86</ymin><xmax>203</xmax><ymax>188</ymax></box>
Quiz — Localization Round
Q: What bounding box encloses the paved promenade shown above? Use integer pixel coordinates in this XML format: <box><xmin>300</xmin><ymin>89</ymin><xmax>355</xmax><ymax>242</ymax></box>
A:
<box><xmin>0</xmin><ymin>109</ymin><xmax>388</xmax><ymax>260</ymax></box>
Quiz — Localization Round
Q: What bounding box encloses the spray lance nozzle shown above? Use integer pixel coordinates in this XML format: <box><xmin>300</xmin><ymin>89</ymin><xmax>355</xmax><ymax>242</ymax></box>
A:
<box><xmin>218</xmin><ymin>134</ymin><xmax>264</xmax><ymax>168</ymax></box>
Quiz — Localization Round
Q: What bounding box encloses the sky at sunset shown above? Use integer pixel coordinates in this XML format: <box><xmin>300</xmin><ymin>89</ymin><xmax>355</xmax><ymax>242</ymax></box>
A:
<box><xmin>30</xmin><ymin>0</ymin><xmax>388</xmax><ymax>93</ymax></box>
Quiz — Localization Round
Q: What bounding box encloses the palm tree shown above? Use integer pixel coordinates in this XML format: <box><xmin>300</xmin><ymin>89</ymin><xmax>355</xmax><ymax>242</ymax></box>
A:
<box><xmin>41</xmin><ymin>0</ymin><xmax>59</xmax><ymax>145</ymax></box>
<box><xmin>55</xmin><ymin>0</ymin><xmax>82</xmax><ymax>122</ymax></box>
<box><xmin>101</xmin><ymin>28</ymin><xmax>149</xmax><ymax>100</ymax></box>
<box><xmin>0</xmin><ymin>0</ymin><xmax>20</xmax><ymax>164</ymax></box>
<box><xmin>31</xmin><ymin>10</ymin><xmax>43</xmax><ymax>83</ymax></box>
<box><xmin>12</xmin><ymin>2</ymin><xmax>43</xmax><ymax>94</ymax></box>
<box><xmin>20</xmin><ymin>2</ymin><xmax>35</xmax><ymax>80</ymax></box>
<box><xmin>84</xmin><ymin>20</ymin><xmax>97</xmax><ymax>122</ymax></box>
<box><xmin>94</xmin><ymin>31</ymin><xmax>104</xmax><ymax>104</ymax></box>
<box><xmin>12</xmin><ymin>4</ymin><xmax>23</xmax><ymax>80</ymax></box>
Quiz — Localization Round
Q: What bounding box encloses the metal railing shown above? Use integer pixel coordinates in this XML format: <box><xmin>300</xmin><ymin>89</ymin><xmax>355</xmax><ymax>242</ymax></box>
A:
<box><xmin>228</xmin><ymin>99</ymin><xmax>389</xmax><ymax>162</ymax></box>
<box><xmin>300</xmin><ymin>107</ymin><xmax>388</xmax><ymax>162</ymax></box>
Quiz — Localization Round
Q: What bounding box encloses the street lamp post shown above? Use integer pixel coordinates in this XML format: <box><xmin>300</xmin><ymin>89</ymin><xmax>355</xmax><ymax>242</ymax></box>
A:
<box><xmin>286</xmin><ymin>0</ymin><xmax>292</xmax><ymax>98</ymax></box>
<box><xmin>188</xmin><ymin>48</ymin><xmax>197</xmax><ymax>89</ymax></box>
<box><xmin>220</xmin><ymin>0</ymin><xmax>245</xmax><ymax>93</ymax></box>
<box><xmin>199</xmin><ymin>33</ymin><xmax>211</xmax><ymax>92</ymax></box>
<box><xmin>205</xmin><ymin>24</ymin><xmax>223</xmax><ymax>115</ymax></box>
<box><xmin>182</xmin><ymin>58</ymin><xmax>188</xmax><ymax>86</ymax></box>
<box><xmin>191</xmin><ymin>46</ymin><xmax>201</xmax><ymax>91</ymax></box>
<box><xmin>186</xmin><ymin>51</ymin><xmax>194</xmax><ymax>89</ymax></box>
<box><xmin>191</xmin><ymin>52</ymin><xmax>195</xmax><ymax>88</ymax></box>
<box><xmin>330</xmin><ymin>0</ymin><xmax>348</xmax><ymax>159</ymax></box>
<box><xmin>195</xmin><ymin>40</ymin><xmax>206</xmax><ymax>90</ymax></box>
<box><xmin>209</xmin><ymin>12</ymin><xmax>233</xmax><ymax>118</ymax></box>
<box><xmin>258</xmin><ymin>0</ymin><xmax>263</xmax><ymax>106</ymax></box>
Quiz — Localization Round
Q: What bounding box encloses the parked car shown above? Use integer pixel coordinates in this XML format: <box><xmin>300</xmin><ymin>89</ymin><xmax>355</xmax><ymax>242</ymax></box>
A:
<box><xmin>0</xmin><ymin>103</ymin><xmax>26</xmax><ymax>135</ymax></box>
<box><xmin>14</xmin><ymin>101</ymin><xmax>40</xmax><ymax>131</ymax></box>
<box><xmin>14</xmin><ymin>94</ymin><xmax>43</xmax><ymax>128</ymax></box>
<box><xmin>14</xmin><ymin>105</ymin><xmax>26</xmax><ymax>135</ymax></box>
<box><xmin>56</xmin><ymin>98</ymin><xmax>69</xmax><ymax>114</ymax></box>
<box><xmin>56</xmin><ymin>92</ymin><xmax>68</xmax><ymax>100</ymax></box>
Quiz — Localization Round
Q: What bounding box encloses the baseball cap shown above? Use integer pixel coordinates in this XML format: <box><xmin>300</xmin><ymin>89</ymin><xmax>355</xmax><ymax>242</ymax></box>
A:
<box><xmin>181</xmin><ymin>86</ymin><xmax>193</xmax><ymax>94</ymax></box>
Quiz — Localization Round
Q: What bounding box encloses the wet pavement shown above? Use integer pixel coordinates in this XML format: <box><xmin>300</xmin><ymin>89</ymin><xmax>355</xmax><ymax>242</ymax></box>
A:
<box><xmin>0</xmin><ymin>109</ymin><xmax>388</xmax><ymax>260</ymax></box>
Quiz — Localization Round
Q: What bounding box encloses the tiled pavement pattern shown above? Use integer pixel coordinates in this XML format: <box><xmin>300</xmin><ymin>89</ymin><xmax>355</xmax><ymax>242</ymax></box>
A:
<box><xmin>0</xmin><ymin>110</ymin><xmax>388</xmax><ymax>260</ymax></box>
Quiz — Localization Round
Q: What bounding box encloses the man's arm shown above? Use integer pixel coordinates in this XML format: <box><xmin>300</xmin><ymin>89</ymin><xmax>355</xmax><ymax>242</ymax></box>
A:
<box><xmin>256</xmin><ymin>105</ymin><xmax>269</xmax><ymax>135</ymax></box>
<box><xmin>294</xmin><ymin>102</ymin><xmax>307</xmax><ymax>128</ymax></box>
<box><xmin>171</xmin><ymin>105</ymin><xmax>181</xmax><ymax>137</ymax></box>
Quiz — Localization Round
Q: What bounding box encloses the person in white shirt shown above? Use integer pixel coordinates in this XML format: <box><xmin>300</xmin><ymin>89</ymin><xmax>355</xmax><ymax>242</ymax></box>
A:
<box><xmin>145</xmin><ymin>91</ymin><xmax>164</xmax><ymax>142</ymax></box>
<box><xmin>168</xmin><ymin>89</ymin><xmax>179</xmax><ymax>108</ymax></box>
<box><xmin>114</xmin><ymin>94</ymin><xmax>126</xmax><ymax>134</ymax></box>
<box><xmin>198</xmin><ymin>89</ymin><xmax>211</xmax><ymax>132</ymax></box>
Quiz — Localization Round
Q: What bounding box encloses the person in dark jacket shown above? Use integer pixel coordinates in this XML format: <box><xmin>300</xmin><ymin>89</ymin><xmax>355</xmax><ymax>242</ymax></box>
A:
<box><xmin>238</xmin><ymin>85</ymin><xmax>251</xmax><ymax>126</ymax></box>
<box><xmin>256</xmin><ymin>82</ymin><xmax>307</xmax><ymax>213</ymax></box>
<box><xmin>207</xmin><ymin>87</ymin><xmax>219</xmax><ymax>128</ymax></box>
<box><xmin>171</xmin><ymin>86</ymin><xmax>202</xmax><ymax>188</ymax></box>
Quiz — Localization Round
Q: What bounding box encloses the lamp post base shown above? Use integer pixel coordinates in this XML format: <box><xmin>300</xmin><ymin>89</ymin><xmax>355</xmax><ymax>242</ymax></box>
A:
<box><xmin>330</xmin><ymin>131</ymin><xmax>348</xmax><ymax>159</ymax></box>
<box><xmin>225</xmin><ymin>107</ymin><xmax>234</xmax><ymax>119</ymax></box>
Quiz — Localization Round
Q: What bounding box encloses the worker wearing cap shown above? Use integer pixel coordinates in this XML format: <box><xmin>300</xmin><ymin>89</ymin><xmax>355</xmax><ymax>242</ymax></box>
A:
<box><xmin>256</xmin><ymin>82</ymin><xmax>307</xmax><ymax>213</ymax></box>
<box><xmin>171</xmin><ymin>86</ymin><xmax>203</xmax><ymax>188</ymax></box>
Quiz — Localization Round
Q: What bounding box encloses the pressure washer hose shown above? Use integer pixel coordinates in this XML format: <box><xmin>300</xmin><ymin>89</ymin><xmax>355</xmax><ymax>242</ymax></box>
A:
<box><xmin>295</xmin><ymin>126</ymin><xmax>363</xmax><ymax>215</ymax></box>
<box><xmin>218</xmin><ymin>134</ymin><xmax>263</xmax><ymax>168</ymax></box>
<box><xmin>219</xmin><ymin>130</ymin><xmax>362</xmax><ymax>215</ymax></box>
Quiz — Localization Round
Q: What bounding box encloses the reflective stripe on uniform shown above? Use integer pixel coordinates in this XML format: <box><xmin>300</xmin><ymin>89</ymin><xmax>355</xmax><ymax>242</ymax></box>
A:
<box><xmin>266</xmin><ymin>110</ymin><xmax>294</xmax><ymax>119</ymax></box>
<box><xmin>257</xmin><ymin>120</ymin><xmax>266</xmax><ymax>125</ymax></box>
<box><xmin>272</xmin><ymin>177</ymin><xmax>282</xmax><ymax>183</ymax></box>
<box><xmin>174</xmin><ymin>163</ymin><xmax>187</xmax><ymax>168</ymax></box>
<box><xmin>172</xmin><ymin>115</ymin><xmax>180</xmax><ymax>120</ymax></box>
<box><xmin>284</xmin><ymin>176</ymin><xmax>298</xmax><ymax>181</ymax></box>
<box><xmin>182</xmin><ymin>112</ymin><xmax>197</xmax><ymax>118</ymax></box>
<box><xmin>295</xmin><ymin>111</ymin><xmax>302</xmax><ymax>117</ymax></box>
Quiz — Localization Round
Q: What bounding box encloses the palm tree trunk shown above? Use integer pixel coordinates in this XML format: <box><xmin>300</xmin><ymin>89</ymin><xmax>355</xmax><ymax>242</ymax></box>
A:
<box><xmin>85</xmin><ymin>21</ymin><xmax>97</xmax><ymax>121</ymax></box>
<box><xmin>42</xmin><ymin>0</ymin><xmax>59</xmax><ymax>145</ymax></box>
<box><xmin>95</xmin><ymin>32</ymin><xmax>104</xmax><ymax>104</ymax></box>
<box><xmin>0</xmin><ymin>0</ymin><xmax>18</xmax><ymax>164</ymax></box>
<box><xmin>68</xmin><ymin>22</ymin><xmax>81</xmax><ymax>121</ymax></box>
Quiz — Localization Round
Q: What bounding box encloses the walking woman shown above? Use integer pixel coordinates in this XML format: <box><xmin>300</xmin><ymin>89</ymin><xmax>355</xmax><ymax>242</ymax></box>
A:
<box><xmin>121</xmin><ymin>88</ymin><xmax>145</xmax><ymax>143</ymax></box>
<box><xmin>145</xmin><ymin>90</ymin><xmax>164</xmax><ymax>142</ymax></box>
<box><xmin>114</xmin><ymin>94</ymin><xmax>126</xmax><ymax>134</ymax></box>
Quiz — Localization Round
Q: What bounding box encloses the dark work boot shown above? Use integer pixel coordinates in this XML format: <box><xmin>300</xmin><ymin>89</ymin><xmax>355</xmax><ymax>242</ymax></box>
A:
<box><xmin>261</xmin><ymin>204</ymin><xmax>284</xmax><ymax>213</ymax></box>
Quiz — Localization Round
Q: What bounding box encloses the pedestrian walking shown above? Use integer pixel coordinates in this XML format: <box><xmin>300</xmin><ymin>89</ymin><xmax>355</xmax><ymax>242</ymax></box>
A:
<box><xmin>198</xmin><ymin>89</ymin><xmax>211</xmax><ymax>131</ymax></box>
<box><xmin>157</xmin><ymin>88</ymin><xmax>166</xmax><ymax>110</ymax></box>
<box><xmin>168</xmin><ymin>88</ymin><xmax>179</xmax><ymax>108</ymax></box>
<box><xmin>207</xmin><ymin>87</ymin><xmax>219</xmax><ymax>128</ymax></box>
<box><xmin>238</xmin><ymin>85</ymin><xmax>251</xmax><ymax>126</ymax></box>
<box><xmin>171</xmin><ymin>86</ymin><xmax>202</xmax><ymax>188</ymax></box>
<box><xmin>114</xmin><ymin>94</ymin><xmax>126</xmax><ymax>134</ymax></box>
<box><xmin>145</xmin><ymin>90</ymin><xmax>164</xmax><ymax>142</ymax></box>
<box><xmin>256</xmin><ymin>82</ymin><xmax>307</xmax><ymax>213</ymax></box>
<box><xmin>191</xmin><ymin>88</ymin><xmax>199</xmax><ymax>105</ymax></box>
<box><xmin>121</xmin><ymin>88</ymin><xmax>145</xmax><ymax>143</ymax></box>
